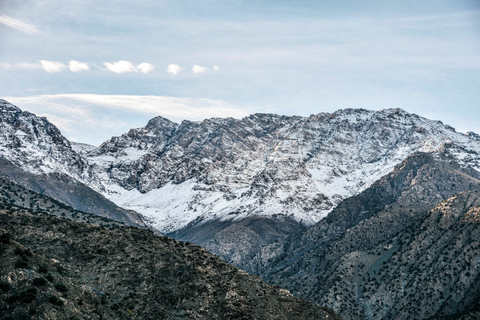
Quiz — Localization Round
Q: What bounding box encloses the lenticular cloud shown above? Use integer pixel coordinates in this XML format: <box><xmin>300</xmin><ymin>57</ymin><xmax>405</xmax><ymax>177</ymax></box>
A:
<box><xmin>69</xmin><ymin>60</ymin><xmax>90</xmax><ymax>72</ymax></box>
<box><xmin>167</xmin><ymin>64</ymin><xmax>182</xmax><ymax>75</ymax></box>
<box><xmin>138</xmin><ymin>63</ymin><xmax>154</xmax><ymax>74</ymax></box>
<box><xmin>40</xmin><ymin>60</ymin><xmax>67</xmax><ymax>73</ymax></box>
<box><xmin>104</xmin><ymin>61</ymin><xmax>138</xmax><ymax>74</ymax></box>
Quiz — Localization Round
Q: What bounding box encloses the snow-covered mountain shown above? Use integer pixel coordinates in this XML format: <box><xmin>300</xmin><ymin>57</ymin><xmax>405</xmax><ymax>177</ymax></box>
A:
<box><xmin>82</xmin><ymin>107</ymin><xmax>480</xmax><ymax>233</ymax></box>
<box><xmin>2</xmin><ymin>98</ymin><xmax>480</xmax><ymax>234</ymax></box>
<box><xmin>0</xmin><ymin>99</ymin><xmax>145</xmax><ymax>227</ymax></box>
<box><xmin>0</xmin><ymin>99</ymin><xmax>87</xmax><ymax>178</ymax></box>
<box><xmin>3</xmin><ymin>98</ymin><xmax>480</xmax><ymax>319</ymax></box>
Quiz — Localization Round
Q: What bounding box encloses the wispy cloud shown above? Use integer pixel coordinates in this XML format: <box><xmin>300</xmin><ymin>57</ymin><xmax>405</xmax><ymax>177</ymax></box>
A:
<box><xmin>15</xmin><ymin>62</ymin><xmax>41</xmax><ymax>70</ymax></box>
<box><xmin>40</xmin><ymin>60</ymin><xmax>67</xmax><ymax>72</ymax></box>
<box><xmin>4</xmin><ymin>94</ymin><xmax>250</xmax><ymax>145</ymax></box>
<box><xmin>0</xmin><ymin>15</ymin><xmax>41</xmax><ymax>34</ymax></box>
<box><xmin>137</xmin><ymin>62</ymin><xmax>154</xmax><ymax>74</ymax></box>
<box><xmin>3</xmin><ymin>60</ymin><xmax>158</xmax><ymax>74</ymax></box>
<box><xmin>69</xmin><ymin>60</ymin><xmax>90</xmax><ymax>72</ymax></box>
<box><xmin>167</xmin><ymin>64</ymin><xmax>182</xmax><ymax>75</ymax></box>
<box><xmin>192</xmin><ymin>64</ymin><xmax>208</xmax><ymax>74</ymax></box>
<box><xmin>104</xmin><ymin>61</ymin><xmax>155</xmax><ymax>74</ymax></box>
<box><xmin>10</xmin><ymin>60</ymin><xmax>70</xmax><ymax>73</ymax></box>
<box><xmin>104</xmin><ymin>60</ymin><xmax>138</xmax><ymax>73</ymax></box>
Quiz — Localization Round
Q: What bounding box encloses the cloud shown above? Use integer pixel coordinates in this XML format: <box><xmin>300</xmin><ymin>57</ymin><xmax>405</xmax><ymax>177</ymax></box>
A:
<box><xmin>213</xmin><ymin>65</ymin><xmax>220</xmax><ymax>71</ymax></box>
<box><xmin>40</xmin><ymin>60</ymin><xmax>67</xmax><ymax>73</ymax></box>
<box><xmin>3</xmin><ymin>94</ymin><xmax>251</xmax><ymax>146</ymax></box>
<box><xmin>0</xmin><ymin>15</ymin><xmax>41</xmax><ymax>34</ymax></box>
<box><xmin>167</xmin><ymin>64</ymin><xmax>182</xmax><ymax>75</ymax></box>
<box><xmin>103</xmin><ymin>61</ymin><xmax>155</xmax><ymax>74</ymax></box>
<box><xmin>192</xmin><ymin>64</ymin><xmax>208</xmax><ymax>74</ymax></box>
<box><xmin>137</xmin><ymin>62</ymin><xmax>154</xmax><ymax>74</ymax></box>
<box><xmin>16</xmin><ymin>62</ymin><xmax>41</xmax><ymax>70</ymax></box>
<box><xmin>5</xmin><ymin>60</ymin><xmax>155</xmax><ymax>74</ymax></box>
<box><xmin>104</xmin><ymin>60</ymin><xmax>138</xmax><ymax>73</ymax></box>
<box><xmin>69</xmin><ymin>60</ymin><xmax>90</xmax><ymax>72</ymax></box>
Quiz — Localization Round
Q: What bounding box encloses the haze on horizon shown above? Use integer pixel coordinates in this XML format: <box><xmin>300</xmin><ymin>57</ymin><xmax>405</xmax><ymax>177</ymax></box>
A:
<box><xmin>1</xmin><ymin>0</ymin><xmax>479</xmax><ymax>145</ymax></box>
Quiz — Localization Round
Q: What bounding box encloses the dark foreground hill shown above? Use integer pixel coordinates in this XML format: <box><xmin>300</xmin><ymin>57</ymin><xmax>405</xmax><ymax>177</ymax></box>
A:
<box><xmin>0</xmin><ymin>209</ymin><xmax>339</xmax><ymax>320</ymax></box>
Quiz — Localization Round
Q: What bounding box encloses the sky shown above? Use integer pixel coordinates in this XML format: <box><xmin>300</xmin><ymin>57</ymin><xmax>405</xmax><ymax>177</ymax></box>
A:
<box><xmin>1</xmin><ymin>0</ymin><xmax>479</xmax><ymax>145</ymax></box>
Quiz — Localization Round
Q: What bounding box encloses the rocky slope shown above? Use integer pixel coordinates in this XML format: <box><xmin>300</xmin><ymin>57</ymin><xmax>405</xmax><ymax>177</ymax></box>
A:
<box><xmin>1</xmin><ymin>99</ymin><xmax>480</xmax><ymax>319</ymax></box>
<box><xmin>0</xmin><ymin>173</ymin><xmax>128</xmax><ymax>228</ymax></box>
<box><xmin>0</xmin><ymin>100</ymin><xmax>146</xmax><ymax>227</ymax></box>
<box><xmin>258</xmin><ymin>153</ymin><xmax>480</xmax><ymax>319</ymax></box>
<box><xmin>168</xmin><ymin>216</ymin><xmax>307</xmax><ymax>268</ymax></box>
<box><xmin>0</xmin><ymin>209</ymin><xmax>338</xmax><ymax>320</ymax></box>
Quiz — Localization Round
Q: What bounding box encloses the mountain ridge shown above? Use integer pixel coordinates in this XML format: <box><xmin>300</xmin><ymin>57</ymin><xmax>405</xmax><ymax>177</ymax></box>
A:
<box><xmin>3</xmin><ymin>99</ymin><xmax>480</xmax><ymax>234</ymax></box>
<box><xmin>81</xmin><ymin>106</ymin><xmax>480</xmax><ymax>233</ymax></box>
<box><xmin>257</xmin><ymin>152</ymin><xmax>480</xmax><ymax>319</ymax></box>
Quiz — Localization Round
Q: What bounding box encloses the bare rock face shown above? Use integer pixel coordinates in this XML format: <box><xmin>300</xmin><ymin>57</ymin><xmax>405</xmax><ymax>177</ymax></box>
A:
<box><xmin>0</xmin><ymin>209</ymin><xmax>339</xmax><ymax>320</ymax></box>
<box><xmin>2</xmin><ymin>99</ymin><xmax>480</xmax><ymax>320</ymax></box>
<box><xmin>260</xmin><ymin>153</ymin><xmax>480</xmax><ymax>320</ymax></box>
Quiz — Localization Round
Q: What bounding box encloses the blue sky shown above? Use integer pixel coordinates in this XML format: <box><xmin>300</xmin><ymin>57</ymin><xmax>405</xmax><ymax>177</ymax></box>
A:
<box><xmin>1</xmin><ymin>0</ymin><xmax>479</xmax><ymax>145</ymax></box>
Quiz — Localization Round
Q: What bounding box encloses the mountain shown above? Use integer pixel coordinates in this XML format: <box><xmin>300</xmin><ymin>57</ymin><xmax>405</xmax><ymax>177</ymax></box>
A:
<box><xmin>257</xmin><ymin>152</ymin><xmax>480</xmax><ymax>320</ymax></box>
<box><xmin>0</xmin><ymin>99</ymin><xmax>86</xmax><ymax>178</ymax></box>
<box><xmin>83</xmin><ymin>108</ymin><xmax>480</xmax><ymax>234</ymax></box>
<box><xmin>78</xmin><ymin>106</ymin><xmax>480</xmax><ymax>270</ymax></box>
<box><xmin>2</xmin><ymin>99</ymin><xmax>480</xmax><ymax>319</ymax></box>
<box><xmin>0</xmin><ymin>100</ymin><xmax>146</xmax><ymax>227</ymax></box>
<box><xmin>0</xmin><ymin>208</ymin><xmax>338</xmax><ymax>320</ymax></box>
<box><xmin>3</xmin><ymin>99</ymin><xmax>480</xmax><ymax>276</ymax></box>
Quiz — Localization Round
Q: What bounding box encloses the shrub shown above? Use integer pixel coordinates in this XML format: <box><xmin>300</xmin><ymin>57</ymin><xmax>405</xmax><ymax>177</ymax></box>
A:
<box><xmin>38</xmin><ymin>264</ymin><xmax>48</xmax><ymax>274</ymax></box>
<box><xmin>15</xmin><ymin>259</ymin><xmax>29</xmax><ymax>269</ymax></box>
<box><xmin>54</xmin><ymin>283</ymin><xmax>68</xmax><ymax>292</ymax></box>
<box><xmin>0</xmin><ymin>280</ymin><xmax>11</xmax><ymax>292</ymax></box>
<box><xmin>48</xmin><ymin>295</ymin><xmax>64</xmax><ymax>306</ymax></box>
<box><xmin>6</xmin><ymin>287</ymin><xmax>37</xmax><ymax>304</ymax></box>
<box><xmin>32</xmin><ymin>277</ymin><xmax>48</xmax><ymax>286</ymax></box>
<box><xmin>0</xmin><ymin>233</ymin><xmax>11</xmax><ymax>244</ymax></box>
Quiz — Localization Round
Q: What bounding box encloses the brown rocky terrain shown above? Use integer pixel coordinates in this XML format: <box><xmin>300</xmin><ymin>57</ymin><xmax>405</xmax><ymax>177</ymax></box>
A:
<box><xmin>0</xmin><ymin>209</ymin><xmax>339</xmax><ymax>320</ymax></box>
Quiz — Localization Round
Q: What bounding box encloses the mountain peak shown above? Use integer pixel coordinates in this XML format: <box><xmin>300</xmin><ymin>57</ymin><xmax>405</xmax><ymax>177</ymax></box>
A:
<box><xmin>145</xmin><ymin>115</ymin><xmax>178</xmax><ymax>129</ymax></box>
<box><xmin>0</xmin><ymin>99</ymin><xmax>21</xmax><ymax>113</ymax></box>
<box><xmin>0</xmin><ymin>100</ymin><xmax>85</xmax><ymax>176</ymax></box>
